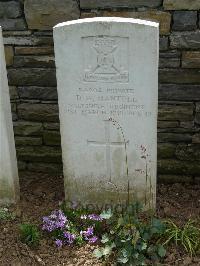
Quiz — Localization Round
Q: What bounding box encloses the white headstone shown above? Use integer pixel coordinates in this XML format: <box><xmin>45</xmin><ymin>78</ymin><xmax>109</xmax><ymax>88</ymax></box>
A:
<box><xmin>54</xmin><ymin>18</ymin><xmax>159</xmax><ymax>210</ymax></box>
<box><xmin>0</xmin><ymin>27</ymin><xmax>19</xmax><ymax>204</ymax></box>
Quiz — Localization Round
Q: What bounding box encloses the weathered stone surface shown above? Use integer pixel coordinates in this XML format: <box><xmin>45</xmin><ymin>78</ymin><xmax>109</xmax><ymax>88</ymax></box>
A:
<box><xmin>195</xmin><ymin>103</ymin><xmax>200</xmax><ymax>123</ymax></box>
<box><xmin>176</xmin><ymin>144</ymin><xmax>200</xmax><ymax>161</ymax></box>
<box><xmin>15</xmin><ymin>46</ymin><xmax>54</xmax><ymax>55</ymax></box>
<box><xmin>159</xmin><ymin>51</ymin><xmax>180</xmax><ymax>68</ymax></box>
<box><xmin>158</xmin><ymin>159</ymin><xmax>200</xmax><ymax>175</ymax></box>
<box><xmin>159</xmin><ymin>36</ymin><xmax>169</xmax><ymax>51</ymax></box>
<box><xmin>199</xmin><ymin>13</ymin><xmax>200</xmax><ymax>28</ymax></box>
<box><xmin>34</xmin><ymin>31</ymin><xmax>53</xmax><ymax>36</ymax></box>
<box><xmin>194</xmin><ymin>176</ymin><xmax>200</xmax><ymax>183</ymax></box>
<box><xmin>158</xmin><ymin>121</ymin><xmax>179</xmax><ymax>128</ymax></box>
<box><xmin>27</xmin><ymin>162</ymin><xmax>63</xmax><ymax>174</ymax></box>
<box><xmin>164</xmin><ymin>0</ymin><xmax>200</xmax><ymax>10</ymax></box>
<box><xmin>54</xmin><ymin>17</ymin><xmax>159</xmax><ymax>209</ymax></box>
<box><xmin>13</xmin><ymin>121</ymin><xmax>43</xmax><ymax>136</ymax></box>
<box><xmin>9</xmin><ymin>86</ymin><xmax>18</xmax><ymax>100</ymax></box>
<box><xmin>12</xmin><ymin>112</ymin><xmax>18</xmax><ymax>121</ymax></box>
<box><xmin>4</xmin><ymin>36</ymin><xmax>53</xmax><ymax>46</ymax></box>
<box><xmin>18</xmin><ymin>103</ymin><xmax>59</xmax><ymax>122</ymax></box>
<box><xmin>170</xmin><ymin>31</ymin><xmax>200</xmax><ymax>49</ymax></box>
<box><xmin>11</xmin><ymin>103</ymin><xmax>16</xmax><ymax>113</ymax></box>
<box><xmin>4</xmin><ymin>46</ymin><xmax>14</xmax><ymax>66</ymax></box>
<box><xmin>158</xmin><ymin>133</ymin><xmax>192</xmax><ymax>143</ymax></box>
<box><xmin>159</xmin><ymin>69</ymin><xmax>200</xmax><ymax>84</ymax></box>
<box><xmin>13</xmin><ymin>56</ymin><xmax>55</xmax><ymax>68</ymax></box>
<box><xmin>8</xmin><ymin>68</ymin><xmax>56</xmax><ymax>86</ymax></box>
<box><xmin>18</xmin><ymin>86</ymin><xmax>58</xmax><ymax>100</ymax></box>
<box><xmin>18</xmin><ymin>161</ymin><xmax>27</xmax><ymax>171</ymax></box>
<box><xmin>172</xmin><ymin>11</ymin><xmax>197</xmax><ymax>31</ymax></box>
<box><xmin>159</xmin><ymin>84</ymin><xmax>200</xmax><ymax>101</ymax></box>
<box><xmin>24</xmin><ymin>0</ymin><xmax>80</xmax><ymax>30</ymax></box>
<box><xmin>80</xmin><ymin>12</ymin><xmax>98</xmax><ymax>19</ymax></box>
<box><xmin>196</xmin><ymin>102</ymin><xmax>200</xmax><ymax>112</ymax></box>
<box><xmin>0</xmin><ymin>18</ymin><xmax>26</xmax><ymax>31</ymax></box>
<box><xmin>158</xmin><ymin>175</ymin><xmax>193</xmax><ymax>183</ymax></box>
<box><xmin>180</xmin><ymin>121</ymin><xmax>195</xmax><ymax>129</ymax></box>
<box><xmin>100</xmin><ymin>11</ymin><xmax>171</xmax><ymax>35</ymax></box>
<box><xmin>43</xmin><ymin>131</ymin><xmax>61</xmax><ymax>146</ymax></box>
<box><xmin>16</xmin><ymin>146</ymin><xmax>62</xmax><ymax>163</ymax></box>
<box><xmin>158</xmin><ymin>126</ymin><xmax>197</xmax><ymax>134</ymax></box>
<box><xmin>0</xmin><ymin>26</ymin><xmax>19</xmax><ymax>204</ymax></box>
<box><xmin>15</xmin><ymin>136</ymin><xmax>42</xmax><ymax>146</ymax></box>
<box><xmin>159</xmin><ymin>57</ymin><xmax>181</xmax><ymax>68</ymax></box>
<box><xmin>80</xmin><ymin>0</ymin><xmax>162</xmax><ymax>9</ymax></box>
<box><xmin>192</xmin><ymin>133</ymin><xmax>200</xmax><ymax>143</ymax></box>
<box><xmin>158</xmin><ymin>103</ymin><xmax>194</xmax><ymax>121</ymax></box>
<box><xmin>79</xmin><ymin>11</ymin><xmax>171</xmax><ymax>35</ymax></box>
<box><xmin>3</xmin><ymin>31</ymin><xmax>32</xmax><ymax>37</ymax></box>
<box><xmin>195</xmin><ymin>113</ymin><xmax>200</xmax><ymax>124</ymax></box>
<box><xmin>158</xmin><ymin>143</ymin><xmax>176</xmax><ymax>158</ymax></box>
<box><xmin>43</xmin><ymin>123</ymin><xmax>60</xmax><ymax>130</ymax></box>
<box><xmin>181</xmin><ymin>122</ymin><xmax>196</xmax><ymax>131</ymax></box>
<box><xmin>182</xmin><ymin>51</ymin><xmax>200</xmax><ymax>68</ymax></box>
<box><xmin>0</xmin><ymin>0</ymin><xmax>199</xmax><ymax>180</ymax></box>
<box><xmin>0</xmin><ymin>1</ymin><xmax>22</xmax><ymax>18</ymax></box>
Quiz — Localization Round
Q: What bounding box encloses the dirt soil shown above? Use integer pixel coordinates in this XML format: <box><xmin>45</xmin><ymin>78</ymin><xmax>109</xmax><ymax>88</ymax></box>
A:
<box><xmin>0</xmin><ymin>172</ymin><xmax>199</xmax><ymax>266</ymax></box>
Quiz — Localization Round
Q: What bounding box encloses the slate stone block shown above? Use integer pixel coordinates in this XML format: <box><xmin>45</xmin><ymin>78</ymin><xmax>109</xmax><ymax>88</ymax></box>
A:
<box><xmin>17</xmin><ymin>103</ymin><xmax>59</xmax><ymax>122</ymax></box>
<box><xmin>80</xmin><ymin>0</ymin><xmax>162</xmax><ymax>9</ymax></box>
<box><xmin>0</xmin><ymin>1</ymin><xmax>22</xmax><ymax>18</ymax></box>
<box><xmin>172</xmin><ymin>11</ymin><xmax>197</xmax><ymax>31</ymax></box>
<box><xmin>24</xmin><ymin>0</ymin><xmax>80</xmax><ymax>30</ymax></box>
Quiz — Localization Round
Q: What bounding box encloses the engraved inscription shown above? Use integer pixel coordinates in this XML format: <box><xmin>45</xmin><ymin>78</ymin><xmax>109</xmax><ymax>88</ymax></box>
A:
<box><xmin>83</xmin><ymin>36</ymin><xmax>129</xmax><ymax>83</ymax></box>
<box><xmin>65</xmin><ymin>86</ymin><xmax>152</xmax><ymax>118</ymax></box>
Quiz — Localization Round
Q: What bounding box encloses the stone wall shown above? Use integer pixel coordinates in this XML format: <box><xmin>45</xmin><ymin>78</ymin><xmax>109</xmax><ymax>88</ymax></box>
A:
<box><xmin>2</xmin><ymin>0</ymin><xmax>200</xmax><ymax>183</ymax></box>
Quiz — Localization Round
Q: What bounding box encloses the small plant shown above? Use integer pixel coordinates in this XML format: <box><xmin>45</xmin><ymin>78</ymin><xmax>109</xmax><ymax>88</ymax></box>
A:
<box><xmin>20</xmin><ymin>223</ymin><xmax>40</xmax><ymax>247</ymax></box>
<box><xmin>94</xmin><ymin>203</ymin><xmax>166</xmax><ymax>265</ymax></box>
<box><xmin>0</xmin><ymin>207</ymin><xmax>15</xmax><ymax>220</ymax></box>
<box><xmin>42</xmin><ymin>209</ymin><xmax>105</xmax><ymax>247</ymax></box>
<box><xmin>162</xmin><ymin>219</ymin><xmax>200</xmax><ymax>256</ymax></box>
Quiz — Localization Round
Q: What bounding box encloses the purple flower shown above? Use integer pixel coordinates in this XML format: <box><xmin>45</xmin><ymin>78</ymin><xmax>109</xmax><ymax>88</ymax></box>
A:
<box><xmin>84</xmin><ymin>227</ymin><xmax>94</xmax><ymax>237</ymax></box>
<box><xmin>88</xmin><ymin>214</ymin><xmax>103</xmax><ymax>221</ymax></box>
<box><xmin>63</xmin><ymin>231</ymin><xmax>76</xmax><ymax>245</ymax></box>
<box><xmin>88</xmin><ymin>236</ymin><xmax>98</xmax><ymax>243</ymax></box>
<box><xmin>81</xmin><ymin>226</ymin><xmax>94</xmax><ymax>240</ymax></box>
<box><xmin>81</xmin><ymin>227</ymin><xmax>99</xmax><ymax>243</ymax></box>
<box><xmin>42</xmin><ymin>210</ymin><xmax>68</xmax><ymax>232</ymax></box>
<box><xmin>55</xmin><ymin>239</ymin><xmax>63</xmax><ymax>248</ymax></box>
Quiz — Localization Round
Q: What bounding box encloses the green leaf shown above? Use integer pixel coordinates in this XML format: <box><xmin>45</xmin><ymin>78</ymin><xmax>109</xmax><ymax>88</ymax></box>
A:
<box><xmin>121</xmin><ymin>248</ymin><xmax>128</xmax><ymax>257</ymax></box>
<box><xmin>157</xmin><ymin>245</ymin><xmax>166</xmax><ymax>258</ymax></box>
<box><xmin>102</xmin><ymin>245</ymin><xmax>113</xmax><ymax>256</ymax></box>
<box><xmin>117</xmin><ymin>256</ymin><xmax>129</xmax><ymax>264</ymax></box>
<box><xmin>93</xmin><ymin>248</ymin><xmax>103</xmax><ymax>259</ymax></box>
<box><xmin>117</xmin><ymin>217</ymin><xmax>124</xmax><ymax>228</ymax></box>
<box><xmin>110</xmin><ymin>242</ymin><xmax>116</xmax><ymax>249</ymax></box>
<box><xmin>100</xmin><ymin>209</ymin><xmax>112</xmax><ymax>220</ymax></box>
<box><xmin>151</xmin><ymin>218</ymin><xmax>165</xmax><ymax>234</ymax></box>
<box><xmin>101</xmin><ymin>234</ymin><xmax>109</xmax><ymax>244</ymax></box>
<box><xmin>141</xmin><ymin>242</ymin><xmax>147</xmax><ymax>250</ymax></box>
<box><xmin>110</xmin><ymin>230</ymin><xmax>115</xmax><ymax>235</ymax></box>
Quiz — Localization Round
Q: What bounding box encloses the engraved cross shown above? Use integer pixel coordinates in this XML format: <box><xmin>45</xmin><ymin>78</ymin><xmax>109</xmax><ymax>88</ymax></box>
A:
<box><xmin>87</xmin><ymin>120</ymin><xmax>129</xmax><ymax>182</ymax></box>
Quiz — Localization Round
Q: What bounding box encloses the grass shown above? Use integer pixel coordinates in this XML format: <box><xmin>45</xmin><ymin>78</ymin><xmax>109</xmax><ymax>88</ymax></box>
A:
<box><xmin>19</xmin><ymin>223</ymin><xmax>40</xmax><ymax>247</ymax></box>
<box><xmin>162</xmin><ymin>219</ymin><xmax>200</xmax><ymax>256</ymax></box>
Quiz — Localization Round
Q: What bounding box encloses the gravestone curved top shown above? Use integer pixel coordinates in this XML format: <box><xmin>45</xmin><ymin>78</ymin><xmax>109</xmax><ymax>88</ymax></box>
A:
<box><xmin>54</xmin><ymin>17</ymin><xmax>159</xmax><ymax>28</ymax></box>
<box><xmin>53</xmin><ymin>17</ymin><xmax>159</xmax><ymax>210</ymax></box>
